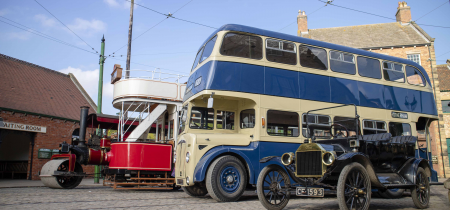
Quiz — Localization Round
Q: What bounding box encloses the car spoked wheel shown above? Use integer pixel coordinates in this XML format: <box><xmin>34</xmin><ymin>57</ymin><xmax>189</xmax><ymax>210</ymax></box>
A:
<box><xmin>220</xmin><ymin>166</ymin><xmax>241</xmax><ymax>193</ymax></box>
<box><xmin>411</xmin><ymin>167</ymin><xmax>430</xmax><ymax>209</ymax></box>
<box><xmin>257</xmin><ymin>165</ymin><xmax>290</xmax><ymax>210</ymax></box>
<box><xmin>206</xmin><ymin>155</ymin><xmax>247</xmax><ymax>202</ymax></box>
<box><xmin>337</xmin><ymin>162</ymin><xmax>371</xmax><ymax>210</ymax></box>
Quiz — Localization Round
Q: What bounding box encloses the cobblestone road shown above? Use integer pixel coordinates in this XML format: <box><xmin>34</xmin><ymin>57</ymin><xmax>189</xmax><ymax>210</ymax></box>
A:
<box><xmin>1</xmin><ymin>185</ymin><xmax>449</xmax><ymax>209</ymax></box>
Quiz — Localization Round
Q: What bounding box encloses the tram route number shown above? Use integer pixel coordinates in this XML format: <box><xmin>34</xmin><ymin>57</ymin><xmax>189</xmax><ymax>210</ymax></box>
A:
<box><xmin>296</xmin><ymin>187</ymin><xmax>324</xmax><ymax>197</ymax></box>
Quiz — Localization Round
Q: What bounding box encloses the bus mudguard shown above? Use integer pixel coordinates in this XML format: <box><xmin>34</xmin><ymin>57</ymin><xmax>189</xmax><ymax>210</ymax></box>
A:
<box><xmin>193</xmin><ymin>145</ymin><xmax>257</xmax><ymax>184</ymax></box>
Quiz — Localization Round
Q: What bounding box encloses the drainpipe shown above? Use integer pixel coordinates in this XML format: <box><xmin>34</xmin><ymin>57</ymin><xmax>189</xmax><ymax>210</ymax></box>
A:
<box><xmin>28</xmin><ymin>135</ymin><xmax>35</xmax><ymax>180</ymax></box>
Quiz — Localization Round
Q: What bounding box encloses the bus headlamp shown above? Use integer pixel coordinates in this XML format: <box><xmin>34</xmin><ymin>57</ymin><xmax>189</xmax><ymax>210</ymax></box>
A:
<box><xmin>173</xmin><ymin>153</ymin><xmax>177</xmax><ymax>163</ymax></box>
<box><xmin>322</xmin><ymin>152</ymin><xmax>336</xmax><ymax>166</ymax></box>
<box><xmin>281</xmin><ymin>152</ymin><xmax>294</xmax><ymax>166</ymax></box>
<box><xmin>186</xmin><ymin>152</ymin><xmax>190</xmax><ymax>163</ymax></box>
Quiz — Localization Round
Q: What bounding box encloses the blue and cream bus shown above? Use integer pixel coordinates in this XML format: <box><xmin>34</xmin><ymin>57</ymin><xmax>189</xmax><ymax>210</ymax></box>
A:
<box><xmin>175</xmin><ymin>24</ymin><xmax>438</xmax><ymax>202</ymax></box>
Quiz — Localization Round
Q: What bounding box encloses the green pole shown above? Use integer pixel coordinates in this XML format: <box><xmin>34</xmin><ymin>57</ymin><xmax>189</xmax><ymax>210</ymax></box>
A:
<box><xmin>94</xmin><ymin>35</ymin><xmax>105</xmax><ymax>184</ymax></box>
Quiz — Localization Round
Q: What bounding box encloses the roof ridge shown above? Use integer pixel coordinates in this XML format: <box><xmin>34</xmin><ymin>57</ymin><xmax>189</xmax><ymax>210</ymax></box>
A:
<box><xmin>0</xmin><ymin>53</ymin><xmax>69</xmax><ymax>78</ymax></box>
<box><xmin>309</xmin><ymin>22</ymin><xmax>399</xmax><ymax>31</ymax></box>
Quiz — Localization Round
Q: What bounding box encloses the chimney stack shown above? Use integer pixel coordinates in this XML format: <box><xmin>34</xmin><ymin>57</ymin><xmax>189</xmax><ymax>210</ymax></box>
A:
<box><xmin>297</xmin><ymin>10</ymin><xmax>308</xmax><ymax>36</ymax></box>
<box><xmin>396</xmin><ymin>1</ymin><xmax>411</xmax><ymax>24</ymax></box>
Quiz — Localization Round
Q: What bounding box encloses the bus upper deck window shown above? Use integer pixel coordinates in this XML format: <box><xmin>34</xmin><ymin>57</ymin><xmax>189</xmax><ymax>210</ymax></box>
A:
<box><xmin>200</xmin><ymin>36</ymin><xmax>217</xmax><ymax>63</ymax></box>
<box><xmin>405</xmin><ymin>66</ymin><xmax>425</xmax><ymax>86</ymax></box>
<box><xmin>357</xmin><ymin>57</ymin><xmax>381</xmax><ymax>79</ymax></box>
<box><xmin>240</xmin><ymin>109</ymin><xmax>255</xmax><ymax>128</ymax></box>
<box><xmin>189</xmin><ymin>107</ymin><xmax>214</xmax><ymax>130</ymax></box>
<box><xmin>383</xmin><ymin>61</ymin><xmax>405</xmax><ymax>82</ymax></box>
<box><xmin>266</xmin><ymin>39</ymin><xmax>297</xmax><ymax>65</ymax></box>
<box><xmin>191</xmin><ymin>47</ymin><xmax>204</xmax><ymax>71</ymax></box>
<box><xmin>217</xmin><ymin>110</ymin><xmax>235</xmax><ymax>130</ymax></box>
<box><xmin>299</xmin><ymin>45</ymin><xmax>328</xmax><ymax>70</ymax></box>
<box><xmin>220</xmin><ymin>33</ymin><xmax>262</xmax><ymax>59</ymax></box>
<box><xmin>330</xmin><ymin>51</ymin><xmax>356</xmax><ymax>75</ymax></box>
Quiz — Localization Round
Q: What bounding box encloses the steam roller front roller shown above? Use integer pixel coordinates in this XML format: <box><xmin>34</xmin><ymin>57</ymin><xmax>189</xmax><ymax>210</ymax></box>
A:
<box><xmin>40</xmin><ymin>159</ymin><xmax>84</xmax><ymax>189</ymax></box>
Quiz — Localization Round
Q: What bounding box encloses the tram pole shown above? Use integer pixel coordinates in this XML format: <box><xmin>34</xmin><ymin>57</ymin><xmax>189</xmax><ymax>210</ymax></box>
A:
<box><xmin>94</xmin><ymin>35</ymin><xmax>106</xmax><ymax>184</ymax></box>
<box><xmin>126</xmin><ymin>0</ymin><xmax>134</xmax><ymax>78</ymax></box>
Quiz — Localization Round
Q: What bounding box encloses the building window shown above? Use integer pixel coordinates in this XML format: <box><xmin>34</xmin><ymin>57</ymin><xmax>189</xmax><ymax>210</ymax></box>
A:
<box><xmin>216</xmin><ymin>110</ymin><xmax>235</xmax><ymax>130</ymax></box>
<box><xmin>330</xmin><ymin>51</ymin><xmax>356</xmax><ymax>75</ymax></box>
<box><xmin>383</xmin><ymin>61</ymin><xmax>405</xmax><ymax>83</ymax></box>
<box><xmin>265</xmin><ymin>39</ymin><xmax>297</xmax><ymax>65</ymax></box>
<box><xmin>357</xmin><ymin>57</ymin><xmax>381</xmax><ymax>79</ymax></box>
<box><xmin>442</xmin><ymin>100</ymin><xmax>450</xmax><ymax>113</ymax></box>
<box><xmin>240</xmin><ymin>109</ymin><xmax>255</xmax><ymax>128</ymax></box>
<box><xmin>220</xmin><ymin>33</ymin><xmax>263</xmax><ymax>60</ymax></box>
<box><xmin>407</xmin><ymin>54</ymin><xmax>421</xmax><ymax>65</ymax></box>
<box><xmin>267</xmin><ymin>110</ymin><xmax>299</xmax><ymax>137</ymax></box>
<box><xmin>299</xmin><ymin>45</ymin><xmax>328</xmax><ymax>70</ymax></box>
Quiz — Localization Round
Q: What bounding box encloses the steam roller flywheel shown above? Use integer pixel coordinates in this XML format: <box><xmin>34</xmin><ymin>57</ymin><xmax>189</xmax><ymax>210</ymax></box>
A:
<box><xmin>40</xmin><ymin>159</ymin><xmax>84</xmax><ymax>189</ymax></box>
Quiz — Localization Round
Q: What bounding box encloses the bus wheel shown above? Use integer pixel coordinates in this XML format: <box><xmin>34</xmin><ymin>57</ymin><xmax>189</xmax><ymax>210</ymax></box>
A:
<box><xmin>337</xmin><ymin>162</ymin><xmax>371</xmax><ymax>210</ymax></box>
<box><xmin>411</xmin><ymin>167</ymin><xmax>430</xmax><ymax>209</ymax></box>
<box><xmin>256</xmin><ymin>165</ymin><xmax>290</xmax><ymax>210</ymax></box>
<box><xmin>182</xmin><ymin>183</ymin><xmax>207</xmax><ymax>197</ymax></box>
<box><xmin>378</xmin><ymin>188</ymin><xmax>405</xmax><ymax>199</ymax></box>
<box><xmin>206</xmin><ymin>155</ymin><xmax>247</xmax><ymax>202</ymax></box>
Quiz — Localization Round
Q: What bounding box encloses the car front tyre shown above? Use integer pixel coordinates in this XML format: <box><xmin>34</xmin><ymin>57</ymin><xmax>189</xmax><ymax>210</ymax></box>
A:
<box><xmin>257</xmin><ymin>165</ymin><xmax>290</xmax><ymax>210</ymax></box>
<box><xmin>206</xmin><ymin>155</ymin><xmax>247</xmax><ymax>202</ymax></box>
<box><xmin>337</xmin><ymin>162</ymin><xmax>371</xmax><ymax>210</ymax></box>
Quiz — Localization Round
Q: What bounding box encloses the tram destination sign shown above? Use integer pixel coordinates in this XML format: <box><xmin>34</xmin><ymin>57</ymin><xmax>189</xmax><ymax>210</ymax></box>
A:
<box><xmin>0</xmin><ymin>121</ymin><xmax>47</xmax><ymax>133</ymax></box>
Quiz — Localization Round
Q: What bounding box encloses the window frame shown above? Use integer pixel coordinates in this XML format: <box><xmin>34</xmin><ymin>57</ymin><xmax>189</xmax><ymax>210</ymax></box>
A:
<box><xmin>441</xmin><ymin>100</ymin><xmax>450</xmax><ymax>113</ymax></box>
<box><xmin>382</xmin><ymin>61</ymin><xmax>405</xmax><ymax>83</ymax></box>
<box><xmin>266</xmin><ymin>110</ymin><xmax>300</xmax><ymax>137</ymax></box>
<box><xmin>357</xmin><ymin>56</ymin><xmax>382</xmax><ymax>79</ymax></box>
<box><xmin>199</xmin><ymin>35</ymin><xmax>217</xmax><ymax>64</ymax></box>
<box><xmin>191</xmin><ymin>47</ymin><xmax>204</xmax><ymax>72</ymax></box>
<box><xmin>216</xmin><ymin>110</ymin><xmax>235</xmax><ymax>130</ymax></box>
<box><xmin>240</xmin><ymin>109</ymin><xmax>256</xmax><ymax>129</ymax></box>
<box><xmin>329</xmin><ymin>50</ymin><xmax>356</xmax><ymax>75</ymax></box>
<box><xmin>362</xmin><ymin>120</ymin><xmax>387</xmax><ymax>133</ymax></box>
<box><xmin>299</xmin><ymin>44</ymin><xmax>328</xmax><ymax>70</ymax></box>
<box><xmin>189</xmin><ymin>107</ymin><xmax>214</xmax><ymax>130</ymax></box>
<box><xmin>265</xmin><ymin>38</ymin><xmax>297</xmax><ymax>65</ymax></box>
<box><xmin>405</xmin><ymin>65</ymin><xmax>426</xmax><ymax>87</ymax></box>
<box><xmin>388</xmin><ymin>122</ymin><xmax>412</xmax><ymax>137</ymax></box>
<box><xmin>301</xmin><ymin>113</ymin><xmax>331</xmax><ymax>137</ymax></box>
<box><xmin>219</xmin><ymin>32</ymin><xmax>263</xmax><ymax>60</ymax></box>
<box><xmin>407</xmin><ymin>53</ymin><xmax>421</xmax><ymax>65</ymax></box>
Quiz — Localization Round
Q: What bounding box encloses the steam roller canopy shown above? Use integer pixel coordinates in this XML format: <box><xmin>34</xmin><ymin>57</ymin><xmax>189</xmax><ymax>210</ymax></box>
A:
<box><xmin>40</xmin><ymin>159</ymin><xmax>83</xmax><ymax>189</ymax></box>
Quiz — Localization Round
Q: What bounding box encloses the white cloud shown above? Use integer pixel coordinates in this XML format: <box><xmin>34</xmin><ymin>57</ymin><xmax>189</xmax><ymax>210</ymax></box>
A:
<box><xmin>67</xmin><ymin>18</ymin><xmax>107</xmax><ymax>36</ymax></box>
<box><xmin>34</xmin><ymin>14</ymin><xmax>56</xmax><ymax>27</ymax></box>
<box><xmin>59</xmin><ymin>67</ymin><xmax>114</xmax><ymax>100</ymax></box>
<box><xmin>104</xmin><ymin>0</ymin><xmax>139</xmax><ymax>9</ymax></box>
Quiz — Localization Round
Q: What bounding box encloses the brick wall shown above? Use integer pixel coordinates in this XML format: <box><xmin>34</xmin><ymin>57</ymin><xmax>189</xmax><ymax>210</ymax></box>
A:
<box><xmin>0</xmin><ymin>110</ymin><xmax>95</xmax><ymax>180</ymax></box>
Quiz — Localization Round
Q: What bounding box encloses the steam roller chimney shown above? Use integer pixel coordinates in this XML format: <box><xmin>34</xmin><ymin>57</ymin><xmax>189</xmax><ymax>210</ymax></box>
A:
<box><xmin>78</xmin><ymin>106</ymin><xmax>90</xmax><ymax>147</ymax></box>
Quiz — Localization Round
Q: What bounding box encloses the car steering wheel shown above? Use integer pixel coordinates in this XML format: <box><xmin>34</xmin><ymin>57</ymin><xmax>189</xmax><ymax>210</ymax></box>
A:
<box><xmin>330</xmin><ymin>123</ymin><xmax>349</xmax><ymax>138</ymax></box>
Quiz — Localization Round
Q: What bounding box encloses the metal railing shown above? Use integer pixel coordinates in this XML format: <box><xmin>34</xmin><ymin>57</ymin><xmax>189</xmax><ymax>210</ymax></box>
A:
<box><xmin>122</xmin><ymin>69</ymin><xmax>188</xmax><ymax>84</ymax></box>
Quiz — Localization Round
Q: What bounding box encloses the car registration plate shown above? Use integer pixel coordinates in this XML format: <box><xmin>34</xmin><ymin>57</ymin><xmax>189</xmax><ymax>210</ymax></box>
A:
<box><xmin>296</xmin><ymin>187</ymin><xmax>324</xmax><ymax>197</ymax></box>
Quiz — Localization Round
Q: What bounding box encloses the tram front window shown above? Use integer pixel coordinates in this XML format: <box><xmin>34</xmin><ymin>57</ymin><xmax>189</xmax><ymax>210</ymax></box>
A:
<box><xmin>190</xmin><ymin>107</ymin><xmax>214</xmax><ymax>130</ymax></box>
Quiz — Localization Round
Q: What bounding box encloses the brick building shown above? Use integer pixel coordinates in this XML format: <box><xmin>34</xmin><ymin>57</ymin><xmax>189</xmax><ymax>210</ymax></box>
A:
<box><xmin>0</xmin><ymin>54</ymin><xmax>97</xmax><ymax>180</ymax></box>
<box><xmin>438</xmin><ymin>60</ymin><xmax>450</xmax><ymax>167</ymax></box>
<box><xmin>297</xmin><ymin>2</ymin><xmax>449</xmax><ymax>177</ymax></box>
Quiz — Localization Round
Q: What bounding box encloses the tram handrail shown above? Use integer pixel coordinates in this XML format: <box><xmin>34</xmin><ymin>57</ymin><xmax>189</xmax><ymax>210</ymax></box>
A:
<box><xmin>121</xmin><ymin>69</ymin><xmax>188</xmax><ymax>83</ymax></box>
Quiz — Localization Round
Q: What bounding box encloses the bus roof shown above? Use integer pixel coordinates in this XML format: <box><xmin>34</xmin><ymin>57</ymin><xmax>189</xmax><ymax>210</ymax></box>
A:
<box><xmin>201</xmin><ymin>24</ymin><xmax>432</xmax><ymax>86</ymax></box>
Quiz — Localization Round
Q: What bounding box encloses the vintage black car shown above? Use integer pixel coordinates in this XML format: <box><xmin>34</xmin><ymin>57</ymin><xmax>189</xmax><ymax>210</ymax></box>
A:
<box><xmin>256</xmin><ymin>104</ymin><xmax>431</xmax><ymax>210</ymax></box>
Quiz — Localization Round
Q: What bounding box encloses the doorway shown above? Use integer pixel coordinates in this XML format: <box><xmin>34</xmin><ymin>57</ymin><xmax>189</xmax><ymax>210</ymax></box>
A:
<box><xmin>0</xmin><ymin>130</ymin><xmax>34</xmax><ymax>179</ymax></box>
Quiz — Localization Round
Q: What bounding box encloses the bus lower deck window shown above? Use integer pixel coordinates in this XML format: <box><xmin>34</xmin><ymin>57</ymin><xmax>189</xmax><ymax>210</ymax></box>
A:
<box><xmin>383</xmin><ymin>61</ymin><xmax>405</xmax><ymax>82</ymax></box>
<box><xmin>363</xmin><ymin>120</ymin><xmax>387</xmax><ymax>135</ymax></box>
<box><xmin>220</xmin><ymin>33</ymin><xmax>262</xmax><ymax>59</ymax></box>
<box><xmin>389</xmin><ymin>122</ymin><xmax>411</xmax><ymax>136</ymax></box>
<box><xmin>299</xmin><ymin>45</ymin><xmax>328</xmax><ymax>70</ymax></box>
<box><xmin>267</xmin><ymin>110</ymin><xmax>299</xmax><ymax>137</ymax></box>
<box><xmin>217</xmin><ymin>110</ymin><xmax>235</xmax><ymax>130</ymax></box>
<box><xmin>189</xmin><ymin>107</ymin><xmax>214</xmax><ymax>130</ymax></box>
<box><xmin>240</xmin><ymin>109</ymin><xmax>255</xmax><ymax>128</ymax></box>
<box><xmin>302</xmin><ymin>114</ymin><xmax>331</xmax><ymax>138</ymax></box>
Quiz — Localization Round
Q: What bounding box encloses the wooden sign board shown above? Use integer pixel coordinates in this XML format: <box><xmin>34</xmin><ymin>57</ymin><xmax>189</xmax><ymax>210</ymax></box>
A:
<box><xmin>111</xmin><ymin>64</ymin><xmax>123</xmax><ymax>84</ymax></box>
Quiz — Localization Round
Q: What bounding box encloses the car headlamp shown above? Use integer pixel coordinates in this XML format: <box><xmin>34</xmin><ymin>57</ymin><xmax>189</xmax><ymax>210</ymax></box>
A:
<box><xmin>322</xmin><ymin>152</ymin><xmax>336</xmax><ymax>166</ymax></box>
<box><xmin>186</xmin><ymin>152</ymin><xmax>190</xmax><ymax>163</ymax></box>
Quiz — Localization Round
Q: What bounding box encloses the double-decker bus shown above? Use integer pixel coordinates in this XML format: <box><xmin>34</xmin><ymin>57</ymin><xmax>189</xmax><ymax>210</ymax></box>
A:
<box><xmin>175</xmin><ymin>24</ymin><xmax>438</xmax><ymax>202</ymax></box>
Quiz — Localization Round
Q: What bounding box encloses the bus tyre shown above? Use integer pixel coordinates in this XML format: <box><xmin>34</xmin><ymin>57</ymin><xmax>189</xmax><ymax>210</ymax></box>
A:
<box><xmin>378</xmin><ymin>188</ymin><xmax>405</xmax><ymax>199</ymax></box>
<box><xmin>337</xmin><ymin>162</ymin><xmax>371</xmax><ymax>210</ymax></box>
<box><xmin>182</xmin><ymin>183</ymin><xmax>207</xmax><ymax>197</ymax></box>
<box><xmin>256</xmin><ymin>165</ymin><xmax>290</xmax><ymax>210</ymax></box>
<box><xmin>411</xmin><ymin>167</ymin><xmax>430</xmax><ymax>209</ymax></box>
<box><xmin>206</xmin><ymin>155</ymin><xmax>247</xmax><ymax>202</ymax></box>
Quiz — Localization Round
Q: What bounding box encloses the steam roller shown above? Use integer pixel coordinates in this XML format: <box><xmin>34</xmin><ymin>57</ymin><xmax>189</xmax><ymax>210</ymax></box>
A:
<box><xmin>40</xmin><ymin>106</ymin><xmax>176</xmax><ymax>190</ymax></box>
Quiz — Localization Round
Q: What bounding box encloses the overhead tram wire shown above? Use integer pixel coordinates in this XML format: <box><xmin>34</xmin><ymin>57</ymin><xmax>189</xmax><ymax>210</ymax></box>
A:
<box><xmin>34</xmin><ymin>0</ymin><xmax>98</xmax><ymax>53</ymax></box>
<box><xmin>437</xmin><ymin>50</ymin><xmax>450</xmax><ymax>58</ymax></box>
<box><xmin>317</xmin><ymin>0</ymin><xmax>450</xmax><ymax>29</ymax></box>
<box><xmin>109</xmin><ymin>0</ymin><xmax>199</xmax><ymax>57</ymax></box>
<box><xmin>415</xmin><ymin>0</ymin><xmax>449</xmax><ymax>21</ymax></box>
<box><xmin>0</xmin><ymin>18</ymin><xmax>97</xmax><ymax>55</ymax></box>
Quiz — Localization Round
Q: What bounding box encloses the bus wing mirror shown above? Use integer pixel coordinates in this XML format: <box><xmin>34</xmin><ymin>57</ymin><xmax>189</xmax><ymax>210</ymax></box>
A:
<box><xmin>207</xmin><ymin>97</ymin><xmax>214</xmax><ymax>108</ymax></box>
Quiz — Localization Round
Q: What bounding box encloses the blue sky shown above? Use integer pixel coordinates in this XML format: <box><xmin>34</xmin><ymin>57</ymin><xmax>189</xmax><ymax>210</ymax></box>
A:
<box><xmin>1</xmin><ymin>0</ymin><xmax>449</xmax><ymax>115</ymax></box>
